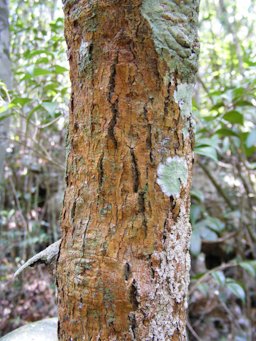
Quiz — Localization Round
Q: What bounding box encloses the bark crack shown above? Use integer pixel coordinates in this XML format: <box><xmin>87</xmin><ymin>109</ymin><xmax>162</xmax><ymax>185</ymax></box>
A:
<box><xmin>164</xmin><ymin>81</ymin><xmax>172</xmax><ymax>116</ymax></box>
<box><xmin>146</xmin><ymin>124</ymin><xmax>153</xmax><ymax>163</ymax></box>
<box><xmin>98</xmin><ymin>152</ymin><xmax>104</xmax><ymax>188</ymax></box>
<box><xmin>124</xmin><ymin>262</ymin><xmax>131</xmax><ymax>281</ymax></box>
<box><xmin>138</xmin><ymin>191</ymin><xmax>148</xmax><ymax>236</ymax></box>
<box><xmin>129</xmin><ymin>279</ymin><xmax>139</xmax><ymax>309</ymax></box>
<box><xmin>128</xmin><ymin>312</ymin><xmax>137</xmax><ymax>340</ymax></box>
<box><xmin>108</xmin><ymin>56</ymin><xmax>118</xmax><ymax>102</ymax></box>
<box><xmin>130</xmin><ymin>148</ymin><xmax>139</xmax><ymax>193</ymax></box>
<box><xmin>107</xmin><ymin>99</ymin><xmax>119</xmax><ymax>149</ymax></box>
<box><xmin>107</xmin><ymin>55</ymin><xmax>119</xmax><ymax>148</ymax></box>
<box><xmin>143</xmin><ymin>102</ymin><xmax>154</xmax><ymax>163</ymax></box>
<box><xmin>150</xmin><ymin>257</ymin><xmax>155</xmax><ymax>279</ymax></box>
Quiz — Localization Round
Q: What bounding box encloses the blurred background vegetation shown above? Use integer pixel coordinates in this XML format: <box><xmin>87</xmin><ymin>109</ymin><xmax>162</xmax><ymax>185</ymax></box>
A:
<box><xmin>0</xmin><ymin>0</ymin><xmax>255</xmax><ymax>340</ymax></box>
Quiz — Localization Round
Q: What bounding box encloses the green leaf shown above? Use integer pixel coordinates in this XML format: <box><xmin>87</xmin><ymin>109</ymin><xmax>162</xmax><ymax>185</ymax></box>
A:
<box><xmin>194</xmin><ymin>146</ymin><xmax>218</xmax><ymax>162</ymax></box>
<box><xmin>209</xmin><ymin>90</ymin><xmax>224</xmax><ymax>97</ymax></box>
<box><xmin>24</xmin><ymin>49</ymin><xmax>54</xmax><ymax>59</ymax></box>
<box><xmin>190</xmin><ymin>229</ymin><xmax>202</xmax><ymax>256</ymax></box>
<box><xmin>53</xmin><ymin>65</ymin><xmax>68</xmax><ymax>74</ymax></box>
<box><xmin>41</xmin><ymin>102</ymin><xmax>57</xmax><ymax>115</ymax></box>
<box><xmin>239</xmin><ymin>261</ymin><xmax>256</xmax><ymax>277</ymax></box>
<box><xmin>12</xmin><ymin>97</ymin><xmax>32</xmax><ymax>106</ymax></box>
<box><xmin>223</xmin><ymin>110</ymin><xmax>244</xmax><ymax>125</ymax></box>
<box><xmin>235</xmin><ymin>100</ymin><xmax>253</xmax><ymax>107</ymax></box>
<box><xmin>35</xmin><ymin>57</ymin><xmax>50</xmax><ymax>64</ymax></box>
<box><xmin>198</xmin><ymin>224</ymin><xmax>218</xmax><ymax>241</ymax></box>
<box><xmin>0</xmin><ymin>112</ymin><xmax>13</xmax><ymax>121</ymax></box>
<box><xmin>246</xmin><ymin>129</ymin><xmax>256</xmax><ymax>148</ymax></box>
<box><xmin>216</xmin><ymin>128</ymin><xmax>238</xmax><ymax>137</ymax></box>
<box><xmin>210</xmin><ymin>102</ymin><xmax>224</xmax><ymax>111</ymax></box>
<box><xmin>195</xmin><ymin>137</ymin><xmax>217</xmax><ymax>148</ymax></box>
<box><xmin>211</xmin><ymin>271</ymin><xmax>226</xmax><ymax>286</ymax></box>
<box><xmin>205</xmin><ymin>216</ymin><xmax>225</xmax><ymax>232</ymax></box>
<box><xmin>33</xmin><ymin>67</ymin><xmax>53</xmax><ymax>77</ymax></box>
<box><xmin>190</xmin><ymin>204</ymin><xmax>202</xmax><ymax>224</ymax></box>
<box><xmin>232</xmin><ymin>87</ymin><xmax>246</xmax><ymax>98</ymax></box>
<box><xmin>191</xmin><ymin>189</ymin><xmax>204</xmax><ymax>203</ymax></box>
<box><xmin>44</xmin><ymin>83</ymin><xmax>59</xmax><ymax>91</ymax></box>
<box><xmin>7</xmin><ymin>209</ymin><xmax>15</xmax><ymax>219</ymax></box>
<box><xmin>226</xmin><ymin>280</ymin><xmax>245</xmax><ymax>302</ymax></box>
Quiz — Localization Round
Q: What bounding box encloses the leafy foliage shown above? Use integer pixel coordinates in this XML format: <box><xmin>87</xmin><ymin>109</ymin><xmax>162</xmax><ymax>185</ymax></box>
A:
<box><xmin>189</xmin><ymin>1</ymin><xmax>256</xmax><ymax>339</ymax></box>
<box><xmin>0</xmin><ymin>0</ymin><xmax>67</xmax><ymax>335</ymax></box>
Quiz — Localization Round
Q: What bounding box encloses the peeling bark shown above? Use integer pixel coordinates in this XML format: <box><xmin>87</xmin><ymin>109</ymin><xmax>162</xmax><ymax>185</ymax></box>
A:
<box><xmin>57</xmin><ymin>1</ymin><xmax>200</xmax><ymax>340</ymax></box>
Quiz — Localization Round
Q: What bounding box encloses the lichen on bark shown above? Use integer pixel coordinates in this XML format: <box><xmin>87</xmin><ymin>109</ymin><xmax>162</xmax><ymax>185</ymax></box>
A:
<box><xmin>148</xmin><ymin>204</ymin><xmax>192</xmax><ymax>340</ymax></box>
<box><xmin>141</xmin><ymin>0</ymin><xmax>200</xmax><ymax>82</ymax></box>
<box><xmin>157</xmin><ymin>156</ymin><xmax>188</xmax><ymax>198</ymax></box>
<box><xmin>173</xmin><ymin>82</ymin><xmax>195</xmax><ymax>138</ymax></box>
<box><xmin>78</xmin><ymin>40</ymin><xmax>90</xmax><ymax>73</ymax></box>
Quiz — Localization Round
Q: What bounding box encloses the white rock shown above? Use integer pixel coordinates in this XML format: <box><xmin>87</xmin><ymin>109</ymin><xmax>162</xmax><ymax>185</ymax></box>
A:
<box><xmin>0</xmin><ymin>318</ymin><xmax>58</xmax><ymax>341</ymax></box>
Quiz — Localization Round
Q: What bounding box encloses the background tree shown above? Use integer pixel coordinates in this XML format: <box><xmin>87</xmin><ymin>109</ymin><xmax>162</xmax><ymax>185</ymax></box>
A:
<box><xmin>0</xmin><ymin>0</ymin><xmax>12</xmax><ymax>208</ymax></box>
<box><xmin>56</xmin><ymin>1</ymin><xmax>200</xmax><ymax>340</ymax></box>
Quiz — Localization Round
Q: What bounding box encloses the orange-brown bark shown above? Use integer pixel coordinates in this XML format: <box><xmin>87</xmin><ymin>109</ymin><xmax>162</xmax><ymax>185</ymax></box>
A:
<box><xmin>57</xmin><ymin>1</ymin><xmax>200</xmax><ymax>340</ymax></box>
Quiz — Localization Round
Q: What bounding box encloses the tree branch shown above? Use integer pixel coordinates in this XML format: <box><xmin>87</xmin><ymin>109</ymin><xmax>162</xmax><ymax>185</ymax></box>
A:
<box><xmin>14</xmin><ymin>239</ymin><xmax>61</xmax><ymax>278</ymax></box>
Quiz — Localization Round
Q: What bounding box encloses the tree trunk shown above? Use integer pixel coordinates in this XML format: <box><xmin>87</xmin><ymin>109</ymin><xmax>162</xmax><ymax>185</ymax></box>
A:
<box><xmin>57</xmin><ymin>1</ymin><xmax>200</xmax><ymax>340</ymax></box>
<box><xmin>0</xmin><ymin>0</ymin><xmax>12</xmax><ymax>208</ymax></box>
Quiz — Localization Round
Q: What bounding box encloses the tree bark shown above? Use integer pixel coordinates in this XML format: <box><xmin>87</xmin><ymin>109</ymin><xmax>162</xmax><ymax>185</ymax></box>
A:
<box><xmin>57</xmin><ymin>1</ymin><xmax>200</xmax><ymax>340</ymax></box>
<box><xmin>0</xmin><ymin>0</ymin><xmax>12</xmax><ymax>208</ymax></box>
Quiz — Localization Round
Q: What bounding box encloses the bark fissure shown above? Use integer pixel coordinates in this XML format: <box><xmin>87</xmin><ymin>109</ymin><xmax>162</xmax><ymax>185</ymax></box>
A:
<box><xmin>164</xmin><ymin>81</ymin><xmax>172</xmax><ymax>117</ymax></box>
<box><xmin>124</xmin><ymin>262</ymin><xmax>131</xmax><ymax>281</ymax></box>
<box><xmin>146</xmin><ymin>124</ymin><xmax>153</xmax><ymax>162</ymax></box>
<box><xmin>130</xmin><ymin>279</ymin><xmax>139</xmax><ymax>310</ymax></box>
<box><xmin>108</xmin><ymin>56</ymin><xmax>118</xmax><ymax>102</ymax></box>
<box><xmin>107</xmin><ymin>55</ymin><xmax>119</xmax><ymax>148</ymax></box>
<box><xmin>143</xmin><ymin>103</ymin><xmax>154</xmax><ymax>163</ymax></box>
<box><xmin>129</xmin><ymin>313</ymin><xmax>137</xmax><ymax>340</ymax></box>
<box><xmin>98</xmin><ymin>152</ymin><xmax>104</xmax><ymax>189</ymax></box>
<box><xmin>131</xmin><ymin>149</ymin><xmax>140</xmax><ymax>194</ymax></box>
<box><xmin>107</xmin><ymin>99</ymin><xmax>119</xmax><ymax>149</ymax></box>
<box><xmin>138</xmin><ymin>190</ymin><xmax>148</xmax><ymax>236</ymax></box>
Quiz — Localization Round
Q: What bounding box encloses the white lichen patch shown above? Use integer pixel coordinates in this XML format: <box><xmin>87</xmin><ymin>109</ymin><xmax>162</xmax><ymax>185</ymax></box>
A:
<box><xmin>147</xmin><ymin>204</ymin><xmax>192</xmax><ymax>340</ymax></box>
<box><xmin>174</xmin><ymin>83</ymin><xmax>193</xmax><ymax>118</ymax></box>
<box><xmin>174</xmin><ymin>83</ymin><xmax>194</xmax><ymax>138</ymax></box>
<box><xmin>78</xmin><ymin>39</ymin><xmax>91</xmax><ymax>74</ymax></box>
<box><xmin>157</xmin><ymin>156</ymin><xmax>188</xmax><ymax>197</ymax></box>
<box><xmin>79</xmin><ymin>40</ymin><xmax>89</xmax><ymax>56</ymax></box>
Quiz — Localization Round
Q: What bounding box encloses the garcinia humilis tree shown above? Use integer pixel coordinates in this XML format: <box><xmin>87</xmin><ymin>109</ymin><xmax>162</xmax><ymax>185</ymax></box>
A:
<box><xmin>57</xmin><ymin>1</ymin><xmax>200</xmax><ymax>340</ymax></box>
